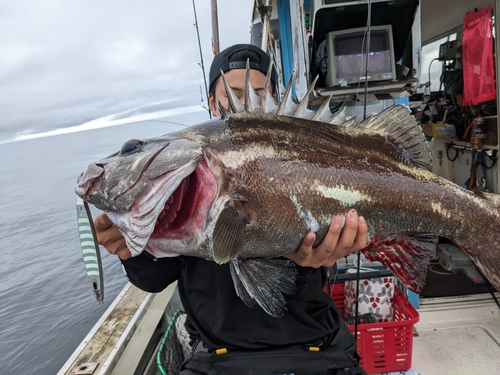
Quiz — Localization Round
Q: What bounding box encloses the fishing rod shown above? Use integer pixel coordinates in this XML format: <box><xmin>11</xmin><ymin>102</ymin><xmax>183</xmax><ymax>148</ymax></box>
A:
<box><xmin>192</xmin><ymin>0</ymin><xmax>212</xmax><ymax>119</ymax></box>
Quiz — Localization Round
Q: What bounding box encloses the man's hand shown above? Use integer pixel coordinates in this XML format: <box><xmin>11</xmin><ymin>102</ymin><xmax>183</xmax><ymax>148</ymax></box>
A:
<box><xmin>94</xmin><ymin>213</ymin><xmax>132</xmax><ymax>260</ymax></box>
<box><xmin>285</xmin><ymin>209</ymin><xmax>368</xmax><ymax>268</ymax></box>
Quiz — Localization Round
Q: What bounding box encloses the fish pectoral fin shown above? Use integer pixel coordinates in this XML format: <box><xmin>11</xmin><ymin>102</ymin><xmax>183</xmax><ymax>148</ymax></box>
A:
<box><xmin>229</xmin><ymin>261</ymin><xmax>258</xmax><ymax>309</ymax></box>
<box><xmin>212</xmin><ymin>202</ymin><xmax>247</xmax><ymax>264</ymax></box>
<box><xmin>229</xmin><ymin>258</ymin><xmax>299</xmax><ymax>318</ymax></box>
<box><xmin>363</xmin><ymin>233</ymin><xmax>438</xmax><ymax>293</ymax></box>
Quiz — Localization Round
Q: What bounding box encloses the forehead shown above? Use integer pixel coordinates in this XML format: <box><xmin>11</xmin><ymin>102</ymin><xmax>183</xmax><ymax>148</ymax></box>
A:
<box><xmin>215</xmin><ymin>69</ymin><xmax>267</xmax><ymax>91</ymax></box>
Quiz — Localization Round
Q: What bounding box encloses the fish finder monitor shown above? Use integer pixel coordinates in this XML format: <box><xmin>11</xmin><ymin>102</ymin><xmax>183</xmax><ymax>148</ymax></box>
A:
<box><xmin>325</xmin><ymin>24</ymin><xmax>396</xmax><ymax>87</ymax></box>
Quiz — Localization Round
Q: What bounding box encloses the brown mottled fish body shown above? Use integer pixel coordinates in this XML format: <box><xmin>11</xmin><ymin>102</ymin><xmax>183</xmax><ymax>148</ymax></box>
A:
<box><xmin>169</xmin><ymin>111</ymin><xmax>500</xmax><ymax>289</ymax></box>
<box><xmin>76</xmin><ymin>67</ymin><xmax>500</xmax><ymax>317</ymax></box>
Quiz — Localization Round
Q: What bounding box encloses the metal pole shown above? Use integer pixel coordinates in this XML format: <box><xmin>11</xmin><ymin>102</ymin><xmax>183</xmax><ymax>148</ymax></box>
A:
<box><xmin>259</xmin><ymin>0</ymin><xmax>271</xmax><ymax>51</ymax></box>
<box><xmin>211</xmin><ymin>0</ymin><xmax>220</xmax><ymax>55</ymax></box>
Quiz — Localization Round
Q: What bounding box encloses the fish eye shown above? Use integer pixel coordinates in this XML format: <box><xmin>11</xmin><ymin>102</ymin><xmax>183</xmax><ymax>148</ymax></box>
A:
<box><xmin>120</xmin><ymin>139</ymin><xmax>144</xmax><ymax>155</ymax></box>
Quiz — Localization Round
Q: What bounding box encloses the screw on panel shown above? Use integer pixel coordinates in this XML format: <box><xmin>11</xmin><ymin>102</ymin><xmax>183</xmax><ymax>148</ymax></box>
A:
<box><xmin>70</xmin><ymin>362</ymin><xmax>98</xmax><ymax>375</ymax></box>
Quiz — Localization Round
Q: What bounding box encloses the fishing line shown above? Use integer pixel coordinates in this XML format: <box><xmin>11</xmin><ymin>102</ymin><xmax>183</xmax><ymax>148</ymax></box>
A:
<box><xmin>353</xmin><ymin>15</ymin><xmax>370</xmax><ymax>118</ymax></box>
<box><xmin>353</xmin><ymin>0</ymin><xmax>372</xmax><ymax>347</ymax></box>
<box><xmin>128</xmin><ymin>119</ymin><xmax>191</xmax><ymax>128</ymax></box>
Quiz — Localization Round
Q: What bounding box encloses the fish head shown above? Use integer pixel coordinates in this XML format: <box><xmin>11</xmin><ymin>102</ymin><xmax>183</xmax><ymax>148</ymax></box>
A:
<box><xmin>75</xmin><ymin>135</ymin><xmax>219</xmax><ymax>257</ymax></box>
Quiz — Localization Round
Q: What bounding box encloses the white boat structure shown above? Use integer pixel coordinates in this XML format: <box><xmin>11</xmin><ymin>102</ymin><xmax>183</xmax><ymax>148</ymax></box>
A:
<box><xmin>60</xmin><ymin>1</ymin><xmax>500</xmax><ymax>374</ymax></box>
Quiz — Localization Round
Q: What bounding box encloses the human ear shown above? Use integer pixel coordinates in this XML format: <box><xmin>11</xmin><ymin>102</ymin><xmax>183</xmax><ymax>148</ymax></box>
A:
<box><xmin>209</xmin><ymin>93</ymin><xmax>216</xmax><ymax>115</ymax></box>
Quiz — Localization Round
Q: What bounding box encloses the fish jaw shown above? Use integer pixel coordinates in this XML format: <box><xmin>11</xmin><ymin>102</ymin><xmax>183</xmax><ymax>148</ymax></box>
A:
<box><xmin>75</xmin><ymin>138</ymin><xmax>204</xmax><ymax>212</ymax></box>
<box><xmin>106</xmin><ymin>160</ymin><xmax>198</xmax><ymax>256</ymax></box>
<box><xmin>75</xmin><ymin>163</ymin><xmax>104</xmax><ymax>199</ymax></box>
<box><xmin>113</xmin><ymin>161</ymin><xmax>218</xmax><ymax>258</ymax></box>
<box><xmin>146</xmin><ymin>158</ymin><xmax>219</xmax><ymax>258</ymax></box>
<box><xmin>107</xmin><ymin>159</ymin><xmax>218</xmax><ymax>257</ymax></box>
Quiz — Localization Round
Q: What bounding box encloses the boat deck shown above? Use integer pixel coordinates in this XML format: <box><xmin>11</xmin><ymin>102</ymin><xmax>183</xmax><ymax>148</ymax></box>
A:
<box><xmin>58</xmin><ymin>283</ymin><xmax>500</xmax><ymax>375</ymax></box>
<box><xmin>411</xmin><ymin>292</ymin><xmax>500</xmax><ymax>375</ymax></box>
<box><xmin>57</xmin><ymin>283</ymin><xmax>176</xmax><ymax>375</ymax></box>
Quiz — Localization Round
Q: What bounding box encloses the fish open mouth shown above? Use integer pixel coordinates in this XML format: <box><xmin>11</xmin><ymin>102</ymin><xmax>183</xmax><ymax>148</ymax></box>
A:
<box><xmin>151</xmin><ymin>171</ymin><xmax>198</xmax><ymax>236</ymax></box>
<box><xmin>148</xmin><ymin>160</ymin><xmax>217</xmax><ymax>241</ymax></box>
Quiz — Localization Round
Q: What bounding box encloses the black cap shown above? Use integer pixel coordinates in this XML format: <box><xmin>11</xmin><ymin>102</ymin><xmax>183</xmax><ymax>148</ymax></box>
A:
<box><xmin>208</xmin><ymin>44</ymin><xmax>277</xmax><ymax>94</ymax></box>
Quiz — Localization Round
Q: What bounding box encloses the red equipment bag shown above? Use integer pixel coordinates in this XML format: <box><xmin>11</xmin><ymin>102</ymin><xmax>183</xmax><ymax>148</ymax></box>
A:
<box><xmin>462</xmin><ymin>6</ymin><xmax>496</xmax><ymax>105</ymax></box>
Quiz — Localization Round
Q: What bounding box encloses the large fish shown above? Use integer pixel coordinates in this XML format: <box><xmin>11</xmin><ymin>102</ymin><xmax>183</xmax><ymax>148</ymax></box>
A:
<box><xmin>76</xmin><ymin>67</ymin><xmax>500</xmax><ymax>317</ymax></box>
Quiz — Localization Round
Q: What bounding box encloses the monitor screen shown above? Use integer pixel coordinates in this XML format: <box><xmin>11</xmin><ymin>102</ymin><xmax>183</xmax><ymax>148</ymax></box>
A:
<box><xmin>326</xmin><ymin>25</ymin><xmax>395</xmax><ymax>87</ymax></box>
<box><xmin>334</xmin><ymin>30</ymin><xmax>391</xmax><ymax>76</ymax></box>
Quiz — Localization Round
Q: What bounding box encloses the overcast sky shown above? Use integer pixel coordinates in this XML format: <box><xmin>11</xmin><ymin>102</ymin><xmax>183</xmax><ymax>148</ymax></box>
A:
<box><xmin>0</xmin><ymin>0</ymin><xmax>254</xmax><ymax>143</ymax></box>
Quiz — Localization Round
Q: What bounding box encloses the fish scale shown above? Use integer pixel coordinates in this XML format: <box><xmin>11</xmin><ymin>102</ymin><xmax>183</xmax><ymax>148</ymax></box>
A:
<box><xmin>76</xmin><ymin>64</ymin><xmax>500</xmax><ymax>317</ymax></box>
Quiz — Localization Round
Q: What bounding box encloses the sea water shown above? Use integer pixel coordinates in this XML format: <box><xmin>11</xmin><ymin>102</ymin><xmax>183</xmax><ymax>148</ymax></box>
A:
<box><xmin>0</xmin><ymin>111</ymin><xmax>210</xmax><ymax>375</ymax></box>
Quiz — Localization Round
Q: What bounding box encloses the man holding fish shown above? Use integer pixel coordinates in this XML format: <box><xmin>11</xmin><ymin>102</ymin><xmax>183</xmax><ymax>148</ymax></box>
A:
<box><xmin>94</xmin><ymin>44</ymin><xmax>368</xmax><ymax>374</ymax></box>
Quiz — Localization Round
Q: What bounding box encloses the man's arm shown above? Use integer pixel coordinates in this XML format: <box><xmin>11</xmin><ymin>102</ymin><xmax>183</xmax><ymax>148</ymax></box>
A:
<box><xmin>95</xmin><ymin>208</ymin><xmax>369</xmax><ymax>278</ymax></box>
<box><xmin>285</xmin><ymin>209</ymin><xmax>368</xmax><ymax>268</ymax></box>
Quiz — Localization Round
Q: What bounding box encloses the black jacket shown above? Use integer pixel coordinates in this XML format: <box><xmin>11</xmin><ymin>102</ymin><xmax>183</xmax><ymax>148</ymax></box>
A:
<box><xmin>121</xmin><ymin>253</ymin><xmax>355</xmax><ymax>352</ymax></box>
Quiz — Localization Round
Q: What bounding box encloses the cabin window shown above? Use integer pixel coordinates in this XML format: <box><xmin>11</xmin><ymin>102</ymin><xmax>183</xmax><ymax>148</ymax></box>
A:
<box><xmin>420</xmin><ymin>32</ymin><xmax>458</xmax><ymax>94</ymax></box>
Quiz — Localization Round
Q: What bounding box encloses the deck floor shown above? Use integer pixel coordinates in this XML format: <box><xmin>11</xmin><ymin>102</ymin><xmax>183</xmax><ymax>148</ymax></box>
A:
<box><xmin>410</xmin><ymin>292</ymin><xmax>500</xmax><ymax>375</ymax></box>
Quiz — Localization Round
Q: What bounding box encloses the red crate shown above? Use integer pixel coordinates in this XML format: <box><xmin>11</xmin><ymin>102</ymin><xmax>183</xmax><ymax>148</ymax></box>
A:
<box><xmin>325</xmin><ymin>283</ymin><xmax>419</xmax><ymax>374</ymax></box>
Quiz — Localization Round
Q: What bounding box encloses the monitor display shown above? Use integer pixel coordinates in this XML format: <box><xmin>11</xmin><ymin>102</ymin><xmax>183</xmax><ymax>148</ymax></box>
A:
<box><xmin>326</xmin><ymin>25</ymin><xmax>396</xmax><ymax>87</ymax></box>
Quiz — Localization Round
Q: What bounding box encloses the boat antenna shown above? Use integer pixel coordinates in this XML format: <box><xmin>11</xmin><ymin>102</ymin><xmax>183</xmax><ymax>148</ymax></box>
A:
<box><xmin>353</xmin><ymin>0</ymin><xmax>372</xmax><ymax>349</ymax></box>
<box><xmin>192</xmin><ymin>0</ymin><xmax>212</xmax><ymax>119</ymax></box>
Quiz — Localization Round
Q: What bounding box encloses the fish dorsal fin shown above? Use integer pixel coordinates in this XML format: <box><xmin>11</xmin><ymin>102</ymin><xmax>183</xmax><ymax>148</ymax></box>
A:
<box><xmin>293</xmin><ymin>75</ymin><xmax>319</xmax><ymax>120</ymax></box>
<box><xmin>220</xmin><ymin>70</ymin><xmax>245</xmax><ymax>114</ymax></box>
<box><xmin>311</xmin><ymin>95</ymin><xmax>333</xmax><ymax>122</ymax></box>
<box><xmin>244</xmin><ymin>59</ymin><xmax>262</xmax><ymax>113</ymax></box>
<box><xmin>219</xmin><ymin>63</ymin><xmax>343</xmax><ymax>123</ymax></box>
<box><xmin>277</xmin><ymin>71</ymin><xmax>298</xmax><ymax>116</ymax></box>
<box><xmin>261</xmin><ymin>60</ymin><xmax>279</xmax><ymax>114</ymax></box>
<box><xmin>219</xmin><ymin>63</ymin><xmax>429</xmax><ymax>170</ymax></box>
<box><xmin>352</xmin><ymin>105</ymin><xmax>432</xmax><ymax>170</ymax></box>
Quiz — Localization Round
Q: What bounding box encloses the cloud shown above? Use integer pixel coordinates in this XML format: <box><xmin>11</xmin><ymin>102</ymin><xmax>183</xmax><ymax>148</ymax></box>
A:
<box><xmin>0</xmin><ymin>0</ymin><xmax>253</xmax><ymax>143</ymax></box>
<box><xmin>2</xmin><ymin>104</ymin><xmax>206</xmax><ymax>144</ymax></box>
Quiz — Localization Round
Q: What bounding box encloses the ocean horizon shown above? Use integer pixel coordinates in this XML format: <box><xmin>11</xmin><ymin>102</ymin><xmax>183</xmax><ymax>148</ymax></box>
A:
<box><xmin>0</xmin><ymin>110</ymin><xmax>210</xmax><ymax>375</ymax></box>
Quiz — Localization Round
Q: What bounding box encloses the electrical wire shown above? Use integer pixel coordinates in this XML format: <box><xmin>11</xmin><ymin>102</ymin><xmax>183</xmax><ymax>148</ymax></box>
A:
<box><xmin>446</xmin><ymin>143</ymin><xmax>459</xmax><ymax>161</ymax></box>
<box><xmin>428</xmin><ymin>264</ymin><xmax>454</xmax><ymax>276</ymax></box>
<box><xmin>479</xmin><ymin>149</ymin><xmax>498</xmax><ymax>169</ymax></box>
<box><xmin>427</xmin><ymin>57</ymin><xmax>441</xmax><ymax>95</ymax></box>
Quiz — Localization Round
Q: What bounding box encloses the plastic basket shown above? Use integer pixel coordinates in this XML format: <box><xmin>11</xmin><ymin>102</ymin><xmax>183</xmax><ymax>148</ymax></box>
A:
<box><xmin>326</xmin><ymin>283</ymin><xmax>419</xmax><ymax>374</ymax></box>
